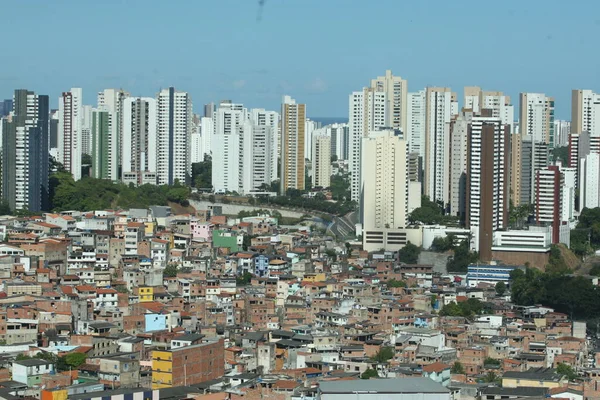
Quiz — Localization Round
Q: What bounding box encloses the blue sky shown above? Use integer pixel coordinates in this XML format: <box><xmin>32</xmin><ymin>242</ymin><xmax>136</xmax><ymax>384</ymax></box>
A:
<box><xmin>1</xmin><ymin>0</ymin><xmax>598</xmax><ymax>118</ymax></box>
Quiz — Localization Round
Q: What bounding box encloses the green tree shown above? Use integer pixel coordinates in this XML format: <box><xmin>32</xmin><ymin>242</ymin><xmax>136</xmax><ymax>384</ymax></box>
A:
<box><xmin>163</xmin><ymin>264</ymin><xmax>179</xmax><ymax>278</ymax></box>
<box><xmin>387</xmin><ymin>279</ymin><xmax>407</xmax><ymax>288</ymax></box>
<box><xmin>0</xmin><ymin>200</ymin><xmax>11</xmax><ymax>216</ymax></box>
<box><xmin>370</xmin><ymin>347</ymin><xmax>394</xmax><ymax>363</ymax></box>
<box><xmin>482</xmin><ymin>371</ymin><xmax>501</xmax><ymax>384</ymax></box>
<box><xmin>63</xmin><ymin>353</ymin><xmax>86</xmax><ymax>370</ymax></box>
<box><xmin>446</xmin><ymin>241</ymin><xmax>478</xmax><ymax>273</ymax></box>
<box><xmin>451</xmin><ymin>361</ymin><xmax>465</xmax><ymax>374</ymax></box>
<box><xmin>236</xmin><ymin>272</ymin><xmax>253</xmax><ymax>286</ymax></box>
<box><xmin>484</xmin><ymin>357</ymin><xmax>501</xmax><ymax>366</ymax></box>
<box><xmin>361</xmin><ymin>368</ymin><xmax>379</xmax><ymax>379</ymax></box>
<box><xmin>430</xmin><ymin>235</ymin><xmax>455</xmax><ymax>252</ymax></box>
<box><xmin>557</xmin><ymin>362</ymin><xmax>578</xmax><ymax>381</ymax></box>
<box><xmin>192</xmin><ymin>155</ymin><xmax>212</xmax><ymax>189</ymax></box>
<box><xmin>398</xmin><ymin>241</ymin><xmax>420</xmax><ymax>264</ymax></box>
<box><xmin>546</xmin><ymin>245</ymin><xmax>571</xmax><ymax>275</ymax></box>
<box><xmin>590</xmin><ymin>263</ymin><xmax>600</xmax><ymax>276</ymax></box>
<box><xmin>325</xmin><ymin>249</ymin><xmax>337</xmax><ymax>262</ymax></box>
<box><xmin>409</xmin><ymin>195</ymin><xmax>458</xmax><ymax>225</ymax></box>
<box><xmin>495</xmin><ymin>282</ymin><xmax>507</xmax><ymax>296</ymax></box>
<box><xmin>552</xmin><ymin>146</ymin><xmax>569</xmax><ymax>163</ymax></box>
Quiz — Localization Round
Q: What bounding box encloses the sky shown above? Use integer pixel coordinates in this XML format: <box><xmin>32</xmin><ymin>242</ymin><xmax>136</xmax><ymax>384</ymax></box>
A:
<box><xmin>1</xmin><ymin>0</ymin><xmax>599</xmax><ymax>119</ymax></box>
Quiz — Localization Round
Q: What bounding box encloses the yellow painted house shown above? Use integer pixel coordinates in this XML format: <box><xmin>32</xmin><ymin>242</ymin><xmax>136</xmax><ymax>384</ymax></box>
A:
<box><xmin>502</xmin><ymin>368</ymin><xmax>567</xmax><ymax>389</ymax></box>
<box><xmin>139</xmin><ymin>286</ymin><xmax>154</xmax><ymax>302</ymax></box>
<box><xmin>151</xmin><ymin>350</ymin><xmax>173</xmax><ymax>389</ymax></box>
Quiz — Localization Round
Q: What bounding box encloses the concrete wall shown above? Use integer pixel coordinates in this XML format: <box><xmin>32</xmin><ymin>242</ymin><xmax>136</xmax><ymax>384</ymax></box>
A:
<box><xmin>190</xmin><ymin>200</ymin><xmax>307</xmax><ymax>219</ymax></box>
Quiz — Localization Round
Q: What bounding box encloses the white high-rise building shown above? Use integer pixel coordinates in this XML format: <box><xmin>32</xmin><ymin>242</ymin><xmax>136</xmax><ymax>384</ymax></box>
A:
<box><xmin>449</xmin><ymin>111</ymin><xmax>473</xmax><ymax>218</ymax></box>
<box><xmin>122</xmin><ymin>97</ymin><xmax>157</xmax><ymax>185</ymax></box>
<box><xmin>464</xmin><ymin>87</ymin><xmax>514</xmax><ymax>128</ymax></box>
<box><xmin>156</xmin><ymin>87</ymin><xmax>192</xmax><ymax>185</ymax></box>
<box><xmin>519</xmin><ymin>93</ymin><xmax>555</xmax><ymax>146</ymax></box>
<box><xmin>361</xmin><ymin>129</ymin><xmax>422</xmax><ymax>251</ymax></box>
<box><xmin>312</xmin><ymin>133</ymin><xmax>331</xmax><ymax>188</ymax></box>
<box><xmin>304</xmin><ymin>118</ymin><xmax>317</xmax><ymax>162</ymax></box>
<box><xmin>553</xmin><ymin>120</ymin><xmax>571</xmax><ymax>148</ymax></box>
<box><xmin>572</xmin><ymin>89</ymin><xmax>600</xmax><ymax>136</ymax></box>
<box><xmin>348</xmin><ymin>88</ymin><xmax>387</xmax><ymax>202</ymax></box>
<box><xmin>98</xmin><ymin>89</ymin><xmax>129</xmax><ymax>176</ymax></box>
<box><xmin>80</xmin><ymin>105</ymin><xmax>93</xmax><ymax>156</ymax></box>
<box><xmin>580</xmin><ymin>152</ymin><xmax>600</xmax><ymax>209</ymax></box>
<box><xmin>329</xmin><ymin>123</ymin><xmax>349</xmax><ymax>160</ymax></box>
<box><xmin>200</xmin><ymin>117</ymin><xmax>214</xmax><ymax>159</ymax></box>
<box><xmin>424</xmin><ymin>87</ymin><xmax>456</xmax><ymax>205</ymax></box>
<box><xmin>558</xmin><ymin>160</ymin><xmax>576</xmax><ymax>221</ymax></box>
<box><xmin>212</xmin><ymin>102</ymin><xmax>248</xmax><ymax>194</ymax></box>
<box><xmin>371</xmin><ymin>70</ymin><xmax>408</xmax><ymax>134</ymax></box>
<box><xmin>251</xmin><ymin>109</ymin><xmax>279</xmax><ymax>183</ymax></box>
<box><xmin>242</xmin><ymin>123</ymin><xmax>275</xmax><ymax>194</ymax></box>
<box><xmin>361</xmin><ymin>129</ymin><xmax>409</xmax><ymax>230</ymax></box>
<box><xmin>407</xmin><ymin>90</ymin><xmax>426</xmax><ymax>158</ymax></box>
<box><xmin>190</xmin><ymin>128</ymin><xmax>203</xmax><ymax>164</ymax></box>
<box><xmin>58</xmin><ymin>88</ymin><xmax>83</xmax><ymax>181</ymax></box>
<box><xmin>212</xmin><ymin>104</ymin><xmax>277</xmax><ymax>194</ymax></box>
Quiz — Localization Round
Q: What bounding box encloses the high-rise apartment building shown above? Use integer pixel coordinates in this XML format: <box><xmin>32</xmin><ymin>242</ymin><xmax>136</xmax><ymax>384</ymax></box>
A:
<box><xmin>199</xmin><ymin>117</ymin><xmax>214</xmax><ymax>161</ymax></box>
<box><xmin>449</xmin><ymin>111</ymin><xmax>473</xmax><ymax>220</ymax></box>
<box><xmin>80</xmin><ymin>105</ymin><xmax>93</xmax><ymax>156</ymax></box>
<box><xmin>312</xmin><ymin>133</ymin><xmax>331</xmax><ymax>188</ymax></box>
<box><xmin>0</xmin><ymin>99</ymin><xmax>13</xmax><ymax>118</ymax></box>
<box><xmin>407</xmin><ymin>90</ymin><xmax>426</xmax><ymax>158</ymax></box>
<box><xmin>90</xmin><ymin>109</ymin><xmax>113</xmax><ymax>180</ymax></box>
<box><xmin>251</xmin><ymin>109</ymin><xmax>279</xmax><ymax>183</ymax></box>
<box><xmin>361</xmin><ymin>129</ymin><xmax>421</xmax><ymax>251</ymax></box>
<box><xmin>156</xmin><ymin>87</ymin><xmax>192</xmax><ymax>185</ymax></box>
<box><xmin>348</xmin><ymin>88</ymin><xmax>387</xmax><ymax>202</ymax></box>
<box><xmin>304</xmin><ymin>118</ymin><xmax>318</xmax><ymax>162</ymax></box>
<box><xmin>122</xmin><ymin>97</ymin><xmax>157</xmax><ymax>185</ymax></box>
<box><xmin>580</xmin><ymin>152</ymin><xmax>600</xmax><ymax>209</ymax></box>
<box><xmin>280</xmin><ymin>96</ymin><xmax>306</xmax><ymax>194</ymax></box>
<box><xmin>554</xmin><ymin>120</ymin><xmax>571</xmax><ymax>148</ymax></box>
<box><xmin>466</xmin><ymin>114</ymin><xmax>509</xmax><ymax>261</ymax></box>
<box><xmin>212</xmin><ymin>102</ymin><xmax>247</xmax><ymax>194</ymax></box>
<box><xmin>212</xmin><ymin>104</ymin><xmax>277</xmax><ymax>194</ymax></box>
<box><xmin>58</xmin><ymin>88</ymin><xmax>83</xmax><ymax>181</ymax></box>
<box><xmin>518</xmin><ymin>138</ymin><xmax>550</xmax><ymax>205</ymax></box>
<box><xmin>329</xmin><ymin>123</ymin><xmax>349</xmax><ymax>161</ymax></box>
<box><xmin>535</xmin><ymin>165</ymin><xmax>564</xmax><ymax>244</ymax></box>
<box><xmin>571</xmin><ymin>89</ymin><xmax>600</xmax><ymax>135</ymax></box>
<box><xmin>464</xmin><ymin>87</ymin><xmax>514</xmax><ymax>128</ymax></box>
<box><xmin>98</xmin><ymin>89</ymin><xmax>130</xmax><ymax>176</ymax></box>
<box><xmin>1</xmin><ymin>89</ymin><xmax>49</xmax><ymax>212</ymax></box>
<box><xmin>424</xmin><ymin>87</ymin><xmax>456</xmax><ymax>206</ymax></box>
<box><xmin>371</xmin><ymin>70</ymin><xmax>408</xmax><ymax>134</ymax></box>
<box><xmin>519</xmin><ymin>93</ymin><xmax>555</xmax><ymax>146</ymax></box>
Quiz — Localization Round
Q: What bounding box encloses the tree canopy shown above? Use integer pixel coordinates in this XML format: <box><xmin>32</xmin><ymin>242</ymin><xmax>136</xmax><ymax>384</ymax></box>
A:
<box><xmin>192</xmin><ymin>155</ymin><xmax>212</xmax><ymax>189</ymax></box>
<box><xmin>387</xmin><ymin>279</ymin><xmax>407</xmax><ymax>288</ymax></box>
<box><xmin>439</xmin><ymin>299</ymin><xmax>489</xmax><ymax>317</ymax></box>
<box><xmin>371</xmin><ymin>346</ymin><xmax>394</xmax><ymax>363</ymax></box>
<box><xmin>556</xmin><ymin>362</ymin><xmax>578</xmax><ymax>381</ymax></box>
<box><xmin>511</xmin><ymin>268</ymin><xmax>600</xmax><ymax>319</ymax></box>
<box><xmin>398</xmin><ymin>242</ymin><xmax>421</xmax><ymax>264</ymax></box>
<box><xmin>409</xmin><ymin>196</ymin><xmax>458</xmax><ymax>225</ymax></box>
<box><xmin>446</xmin><ymin>240</ymin><xmax>479</xmax><ymax>273</ymax></box>
<box><xmin>361</xmin><ymin>368</ymin><xmax>379</xmax><ymax>379</ymax></box>
<box><xmin>49</xmin><ymin>172</ymin><xmax>191</xmax><ymax>211</ymax></box>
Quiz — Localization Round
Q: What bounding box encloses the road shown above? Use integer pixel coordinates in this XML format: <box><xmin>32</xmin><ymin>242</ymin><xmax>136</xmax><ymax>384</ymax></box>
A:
<box><xmin>328</xmin><ymin>211</ymin><xmax>357</xmax><ymax>239</ymax></box>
